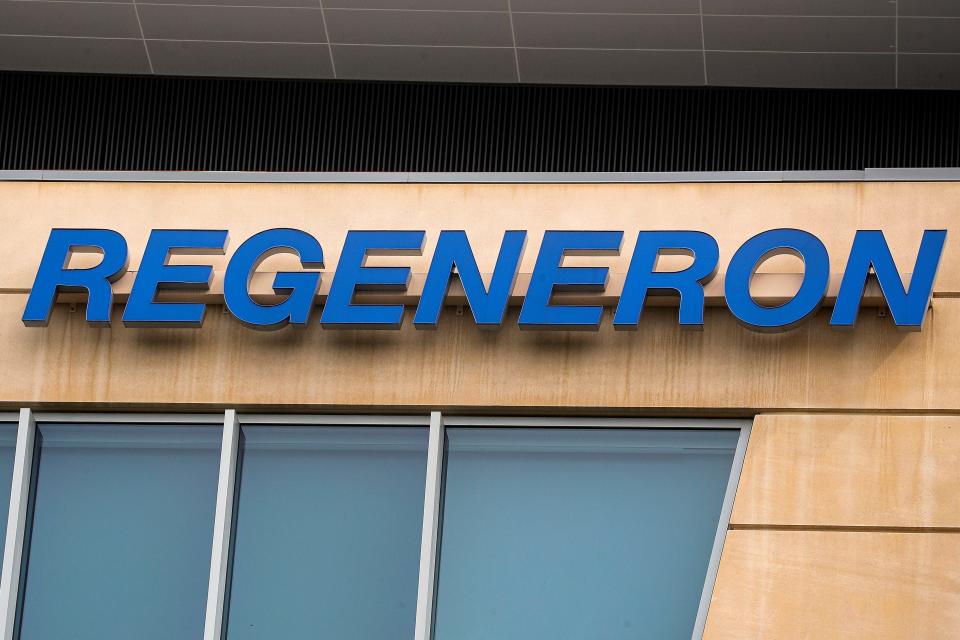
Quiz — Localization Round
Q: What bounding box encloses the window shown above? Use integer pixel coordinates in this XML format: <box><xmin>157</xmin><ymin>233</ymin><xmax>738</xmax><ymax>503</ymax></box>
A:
<box><xmin>433</xmin><ymin>428</ymin><xmax>739</xmax><ymax>640</ymax></box>
<box><xmin>225</xmin><ymin>425</ymin><xmax>428</xmax><ymax>639</ymax></box>
<box><xmin>0</xmin><ymin>413</ymin><xmax>748</xmax><ymax>640</ymax></box>
<box><xmin>17</xmin><ymin>423</ymin><xmax>221</xmax><ymax>640</ymax></box>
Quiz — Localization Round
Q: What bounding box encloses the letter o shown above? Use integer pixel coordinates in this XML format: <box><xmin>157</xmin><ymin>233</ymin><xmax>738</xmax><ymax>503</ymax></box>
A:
<box><xmin>724</xmin><ymin>229</ymin><xmax>829</xmax><ymax>332</ymax></box>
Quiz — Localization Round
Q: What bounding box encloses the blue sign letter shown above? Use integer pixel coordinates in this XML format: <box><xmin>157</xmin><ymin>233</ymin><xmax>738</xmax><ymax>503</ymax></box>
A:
<box><xmin>122</xmin><ymin>229</ymin><xmax>228</xmax><ymax>327</ymax></box>
<box><xmin>614</xmin><ymin>230</ymin><xmax>719</xmax><ymax>331</ymax></box>
<box><xmin>414</xmin><ymin>230</ymin><xmax>526</xmax><ymax>329</ymax></box>
<box><xmin>23</xmin><ymin>228</ymin><xmax>128</xmax><ymax>327</ymax></box>
<box><xmin>519</xmin><ymin>230</ymin><xmax>623</xmax><ymax>330</ymax></box>
<box><xmin>224</xmin><ymin>228</ymin><xmax>324</xmax><ymax>330</ymax></box>
<box><xmin>831</xmin><ymin>229</ymin><xmax>947</xmax><ymax>331</ymax></box>
<box><xmin>320</xmin><ymin>230</ymin><xmax>424</xmax><ymax>329</ymax></box>
<box><xmin>725</xmin><ymin>228</ymin><xmax>829</xmax><ymax>332</ymax></box>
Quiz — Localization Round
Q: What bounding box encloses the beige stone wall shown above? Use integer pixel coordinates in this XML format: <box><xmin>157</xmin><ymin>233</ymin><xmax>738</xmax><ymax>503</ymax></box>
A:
<box><xmin>1</xmin><ymin>180</ymin><xmax>958</xmax><ymax>637</ymax></box>
<box><xmin>705</xmin><ymin>414</ymin><xmax>960</xmax><ymax>639</ymax></box>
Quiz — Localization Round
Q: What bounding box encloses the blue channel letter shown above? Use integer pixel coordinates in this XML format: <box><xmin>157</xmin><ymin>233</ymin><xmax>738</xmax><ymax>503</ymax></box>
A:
<box><xmin>614</xmin><ymin>231</ymin><xmax>719</xmax><ymax>331</ymax></box>
<box><xmin>724</xmin><ymin>228</ymin><xmax>830</xmax><ymax>332</ymax></box>
<box><xmin>414</xmin><ymin>230</ymin><xmax>526</xmax><ymax>329</ymax></box>
<box><xmin>831</xmin><ymin>229</ymin><xmax>947</xmax><ymax>331</ymax></box>
<box><xmin>224</xmin><ymin>228</ymin><xmax>325</xmax><ymax>330</ymax></box>
<box><xmin>519</xmin><ymin>230</ymin><xmax>623</xmax><ymax>330</ymax></box>
<box><xmin>122</xmin><ymin>229</ymin><xmax>228</xmax><ymax>327</ymax></box>
<box><xmin>320</xmin><ymin>230</ymin><xmax>424</xmax><ymax>329</ymax></box>
<box><xmin>23</xmin><ymin>228</ymin><xmax>129</xmax><ymax>327</ymax></box>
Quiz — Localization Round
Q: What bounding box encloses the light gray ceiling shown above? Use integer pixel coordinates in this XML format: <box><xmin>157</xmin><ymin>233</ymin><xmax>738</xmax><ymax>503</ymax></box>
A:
<box><xmin>1</xmin><ymin>0</ymin><xmax>959</xmax><ymax>89</ymax></box>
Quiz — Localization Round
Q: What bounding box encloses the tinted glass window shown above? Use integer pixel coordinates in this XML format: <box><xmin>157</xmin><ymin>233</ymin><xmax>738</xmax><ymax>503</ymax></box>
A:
<box><xmin>18</xmin><ymin>424</ymin><xmax>220</xmax><ymax>640</ymax></box>
<box><xmin>434</xmin><ymin>428</ymin><xmax>738</xmax><ymax>640</ymax></box>
<box><xmin>225</xmin><ymin>426</ymin><xmax>428</xmax><ymax>639</ymax></box>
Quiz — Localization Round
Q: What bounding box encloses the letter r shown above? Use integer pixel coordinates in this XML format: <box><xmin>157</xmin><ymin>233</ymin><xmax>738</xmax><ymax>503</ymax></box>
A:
<box><xmin>22</xmin><ymin>228</ymin><xmax>129</xmax><ymax>327</ymax></box>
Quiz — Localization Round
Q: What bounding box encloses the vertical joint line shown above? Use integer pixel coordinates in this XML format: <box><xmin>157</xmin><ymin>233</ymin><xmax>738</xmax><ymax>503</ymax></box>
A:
<box><xmin>318</xmin><ymin>0</ymin><xmax>338</xmax><ymax>79</ymax></box>
<box><xmin>0</xmin><ymin>409</ymin><xmax>37</xmax><ymax>640</ymax></box>
<box><xmin>698</xmin><ymin>0</ymin><xmax>707</xmax><ymax>85</ymax></box>
<box><xmin>894</xmin><ymin>0</ymin><xmax>899</xmax><ymax>88</ymax></box>
<box><xmin>506</xmin><ymin>0</ymin><xmax>521</xmax><ymax>83</ymax></box>
<box><xmin>132</xmin><ymin>1</ymin><xmax>155</xmax><ymax>74</ymax></box>
<box><xmin>203</xmin><ymin>409</ymin><xmax>240</xmax><ymax>640</ymax></box>
<box><xmin>414</xmin><ymin>411</ymin><xmax>445</xmax><ymax>640</ymax></box>
<box><xmin>691</xmin><ymin>421</ymin><xmax>752</xmax><ymax>640</ymax></box>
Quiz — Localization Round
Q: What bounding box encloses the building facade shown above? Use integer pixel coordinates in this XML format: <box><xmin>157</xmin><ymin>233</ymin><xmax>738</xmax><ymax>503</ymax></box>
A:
<box><xmin>1</xmin><ymin>50</ymin><xmax>959</xmax><ymax>640</ymax></box>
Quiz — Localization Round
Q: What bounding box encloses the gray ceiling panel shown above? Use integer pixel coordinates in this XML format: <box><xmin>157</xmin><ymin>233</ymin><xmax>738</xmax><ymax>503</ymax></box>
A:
<box><xmin>707</xmin><ymin>51</ymin><xmax>895</xmax><ymax>88</ymax></box>
<box><xmin>137</xmin><ymin>5</ymin><xmax>328</xmax><ymax>43</ymax></box>
<box><xmin>701</xmin><ymin>0</ymin><xmax>895</xmax><ymax>16</ymax></box>
<box><xmin>899</xmin><ymin>53</ymin><xmax>960</xmax><ymax>88</ymax></box>
<box><xmin>148</xmin><ymin>0</ymin><xmax>319</xmax><ymax>7</ymax></box>
<box><xmin>512</xmin><ymin>12</ymin><xmax>702</xmax><ymax>49</ymax></box>
<box><xmin>325</xmin><ymin>0</ymin><xmax>508</xmax><ymax>9</ymax></box>
<box><xmin>899</xmin><ymin>0</ymin><xmax>960</xmax><ymax>17</ymax></box>
<box><xmin>703</xmin><ymin>16</ymin><xmax>894</xmax><ymax>52</ymax></box>
<box><xmin>0</xmin><ymin>1</ymin><xmax>141</xmax><ymax>38</ymax></box>
<box><xmin>0</xmin><ymin>35</ymin><xmax>150</xmax><ymax>74</ymax></box>
<box><xmin>332</xmin><ymin>44</ymin><xmax>517</xmax><ymax>82</ymax></box>
<box><xmin>324</xmin><ymin>8</ymin><xmax>513</xmax><ymax>47</ymax></box>
<box><xmin>899</xmin><ymin>18</ymin><xmax>960</xmax><ymax>53</ymax></box>
<box><xmin>0</xmin><ymin>0</ymin><xmax>956</xmax><ymax>89</ymax></box>
<box><xmin>519</xmin><ymin>49</ymin><xmax>703</xmax><ymax>84</ymax></box>
<box><xmin>148</xmin><ymin>40</ymin><xmax>333</xmax><ymax>78</ymax></box>
<box><xmin>510</xmin><ymin>0</ymin><xmax>700</xmax><ymax>13</ymax></box>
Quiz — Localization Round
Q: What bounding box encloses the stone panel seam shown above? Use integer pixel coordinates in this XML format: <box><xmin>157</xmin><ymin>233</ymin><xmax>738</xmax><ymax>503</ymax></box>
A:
<box><xmin>730</xmin><ymin>524</ymin><xmax>960</xmax><ymax>534</ymax></box>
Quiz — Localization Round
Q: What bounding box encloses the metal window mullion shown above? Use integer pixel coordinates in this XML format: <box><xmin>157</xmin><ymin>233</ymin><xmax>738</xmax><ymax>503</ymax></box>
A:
<box><xmin>0</xmin><ymin>409</ymin><xmax>37</xmax><ymax>640</ymax></box>
<box><xmin>440</xmin><ymin>416</ymin><xmax>745</xmax><ymax>429</ymax></box>
<box><xmin>31</xmin><ymin>412</ymin><xmax>224</xmax><ymax>424</ymax></box>
<box><xmin>691</xmin><ymin>421</ymin><xmax>753</xmax><ymax>640</ymax></box>
<box><xmin>203</xmin><ymin>409</ymin><xmax>240</xmax><ymax>640</ymax></box>
<box><xmin>238</xmin><ymin>414</ymin><xmax>430</xmax><ymax>426</ymax></box>
<box><xmin>414</xmin><ymin>411</ymin><xmax>445</xmax><ymax>640</ymax></box>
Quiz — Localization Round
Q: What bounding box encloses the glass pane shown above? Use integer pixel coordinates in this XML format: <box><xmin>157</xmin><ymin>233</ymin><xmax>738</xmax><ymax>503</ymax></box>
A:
<box><xmin>18</xmin><ymin>423</ymin><xmax>221</xmax><ymax>640</ymax></box>
<box><xmin>225</xmin><ymin>426</ymin><xmax>428</xmax><ymax>639</ymax></box>
<box><xmin>434</xmin><ymin>428</ymin><xmax>739</xmax><ymax>640</ymax></box>
<box><xmin>0</xmin><ymin>423</ymin><xmax>17</xmax><ymax>545</ymax></box>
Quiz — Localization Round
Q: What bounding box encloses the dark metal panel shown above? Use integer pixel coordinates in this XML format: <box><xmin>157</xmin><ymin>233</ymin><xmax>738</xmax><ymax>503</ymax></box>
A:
<box><xmin>1</xmin><ymin>71</ymin><xmax>960</xmax><ymax>171</ymax></box>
